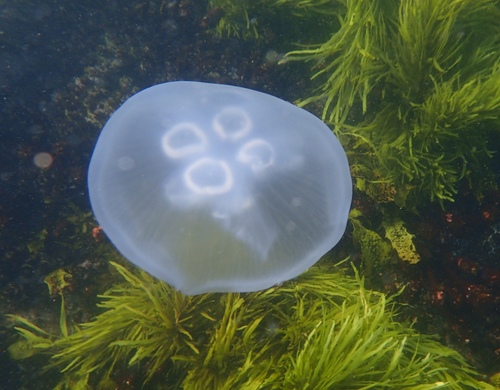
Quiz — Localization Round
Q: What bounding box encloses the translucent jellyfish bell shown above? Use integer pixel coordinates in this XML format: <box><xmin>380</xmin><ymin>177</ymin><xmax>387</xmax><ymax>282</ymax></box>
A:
<box><xmin>88</xmin><ymin>81</ymin><xmax>352</xmax><ymax>295</ymax></box>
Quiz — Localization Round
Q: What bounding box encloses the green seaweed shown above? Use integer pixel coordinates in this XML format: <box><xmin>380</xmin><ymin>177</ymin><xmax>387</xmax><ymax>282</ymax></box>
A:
<box><xmin>207</xmin><ymin>0</ymin><xmax>340</xmax><ymax>40</ymax></box>
<box><xmin>284</xmin><ymin>0</ymin><xmax>500</xmax><ymax>205</ymax></box>
<box><xmin>350</xmin><ymin>208</ymin><xmax>394</xmax><ymax>279</ymax></box>
<box><xmin>8</xmin><ymin>261</ymin><xmax>494</xmax><ymax>389</ymax></box>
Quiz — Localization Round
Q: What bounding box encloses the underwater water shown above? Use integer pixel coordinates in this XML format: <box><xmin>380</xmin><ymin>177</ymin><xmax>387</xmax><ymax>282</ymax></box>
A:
<box><xmin>1</xmin><ymin>0</ymin><xmax>499</xmax><ymax>388</ymax></box>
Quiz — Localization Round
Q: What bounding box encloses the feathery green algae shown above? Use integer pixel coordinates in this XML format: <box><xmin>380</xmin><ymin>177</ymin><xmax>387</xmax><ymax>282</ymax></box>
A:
<box><xmin>8</xmin><ymin>261</ymin><xmax>494</xmax><ymax>389</ymax></box>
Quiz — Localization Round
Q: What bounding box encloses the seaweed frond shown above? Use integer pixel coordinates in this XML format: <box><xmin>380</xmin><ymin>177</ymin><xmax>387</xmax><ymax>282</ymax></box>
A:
<box><xmin>8</xmin><ymin>261</ymin><xmax>494</xmax><ymax>389</ymax></box>
<box><xmin>286</xmin><ymin>0</ymin><xmax>500</xmax><ymax>205</ymax></box>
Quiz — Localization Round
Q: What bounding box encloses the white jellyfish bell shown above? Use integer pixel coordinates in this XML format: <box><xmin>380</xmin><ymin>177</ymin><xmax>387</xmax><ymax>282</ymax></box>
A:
<box><xmin>88</xmin><ymin>81</ymin><xmax>352</xmax><ymax>295</ymax></box>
